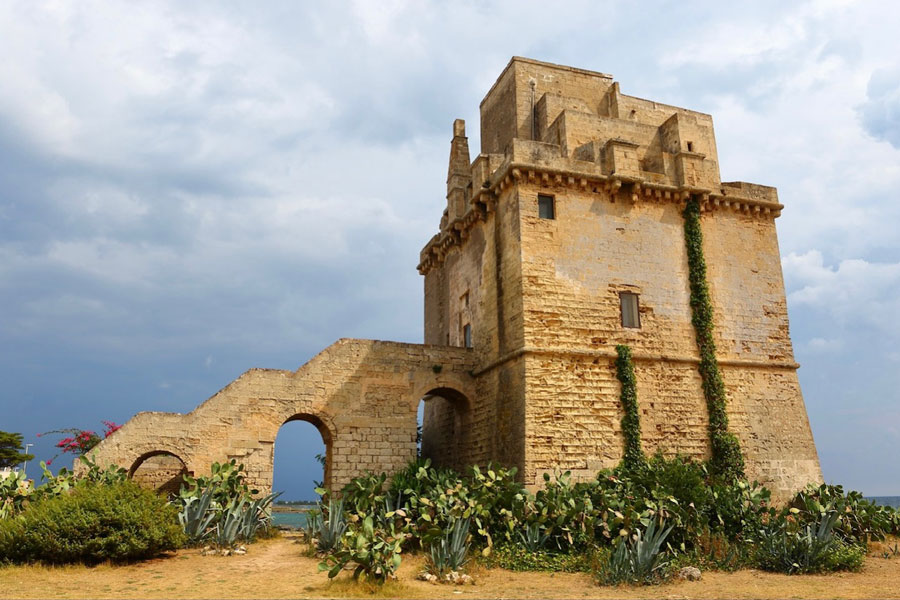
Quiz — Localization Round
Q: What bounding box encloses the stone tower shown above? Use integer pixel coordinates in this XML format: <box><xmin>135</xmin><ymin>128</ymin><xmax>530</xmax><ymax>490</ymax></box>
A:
<box><xmin>419</xmin><ymin>57</ymin><xmax>822</xmax><ymax>497</ymax></box>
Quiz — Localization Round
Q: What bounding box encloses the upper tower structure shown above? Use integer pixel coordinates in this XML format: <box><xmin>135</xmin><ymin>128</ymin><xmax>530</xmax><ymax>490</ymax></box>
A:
<box><xmin>419</xmin><ymin>57</ymin><xmax>821</xmax><ymax>497</ymax></box>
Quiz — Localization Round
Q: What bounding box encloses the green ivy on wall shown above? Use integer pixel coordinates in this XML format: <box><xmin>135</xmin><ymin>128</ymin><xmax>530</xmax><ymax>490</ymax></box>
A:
<box><xmin>615</xmin><ymin>344</ymin><xmax>645</xmax><ymax>469</ymax></box>
<box><xmin>682</xmin><ymin>198</ymin><xmax>745</xmax><ymax>481</ymax></box>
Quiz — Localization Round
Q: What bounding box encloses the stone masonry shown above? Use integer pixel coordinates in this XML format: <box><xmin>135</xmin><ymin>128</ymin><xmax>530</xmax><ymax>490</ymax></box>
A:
<box><xmin>82</xmin><ymin>340</ymin><xmax>476</xmax><ymax>492</ymax></box>
<box><xmin>87</xmin><ymin>57</ymin><xmax>822</xmax><ymax>499</ymax></box>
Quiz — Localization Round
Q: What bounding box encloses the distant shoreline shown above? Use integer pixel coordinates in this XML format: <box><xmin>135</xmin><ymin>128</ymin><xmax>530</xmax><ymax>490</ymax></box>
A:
<box><xmin>272</xmin><ymin>504</ymin><xmax>316</xmax><ymax>513</ymax></box>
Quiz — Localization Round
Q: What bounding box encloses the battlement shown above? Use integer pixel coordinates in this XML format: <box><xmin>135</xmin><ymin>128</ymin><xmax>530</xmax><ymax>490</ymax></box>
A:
<box><xmin>419</xmin><ymin>58</ymin><xmax>783</xmax><ymax>276</ymax></box>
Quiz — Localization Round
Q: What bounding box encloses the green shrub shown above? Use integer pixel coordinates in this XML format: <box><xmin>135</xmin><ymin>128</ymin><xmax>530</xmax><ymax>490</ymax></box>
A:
<box><xmin>316</xmin><ymin>457</ymin><xmax>890</xmax><ymax>581</ymax></box>
<box><xmin>0</xmin><ymin>481</ymin><xmax>184</xmax><ymax>564</ymax></box>
<box><xmin>755</xmin><ymin>509</ymin><xmax>864</xmax><ymax>574</ymax></box>
<box><xmin>318</xmin><ymin>515</ymin><xmax>403</xmax><ymax>584</ymax></box>
<box><xmin>668</xmin><ymin>530</ymin><xmax>751</xmax><ymax>572</ymax></box>
<box><xmin>788</xmin><ymin>483</ymin><xmax>896</xmax><ymax>544</ymax></box>
<box><xmin>488</xmin><ymin>545</ymin><xmax>599</xmax><ymax>572</ymax></box>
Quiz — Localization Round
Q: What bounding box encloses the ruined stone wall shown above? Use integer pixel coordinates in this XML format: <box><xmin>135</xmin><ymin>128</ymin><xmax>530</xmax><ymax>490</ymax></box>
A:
<box><xmin>81</xmin><ymin>340</ymin><xmax>477</xmax><ymax>494</ymax></box>
<box><xmin>130</xmin><ymin>453</ymin><xmax>188</xmax><ymax>495</ymax></box>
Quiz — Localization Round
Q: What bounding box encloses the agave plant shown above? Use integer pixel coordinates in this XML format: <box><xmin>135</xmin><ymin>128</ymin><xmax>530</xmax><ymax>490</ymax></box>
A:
<box><xmin>517</xmin><ymin>521</ymin><xmax>550</xmax><ymax>552</ymax></box>
<box><xmin>304</xmin><ymin>508</ymin><xmax>323</xmax><ymax>543</ymax></box>
<box><xmin>755</xmin><ymin>508</ymin><xmax>858</xmax><ymax>574</ymax></box>
<box><xmin>426</xmin><ymin>516</ymin><xmax>471</xmax><ymax>576</ymax></box>
<box><xmin>178</xmin><ymin>487</ymin><xmax>217</xmax><ymax>544</ymax></box>
<box><xmin>597</xmin><ymin>519</ymin><xmax>673</xmax><ymax>585</ymax></box>
<box><xmin>238</xmin><ymin>492</ymin><xmax>279</xmax><ymax>541</ymax></box>
<box><xmin>316</xmin><ymin>497</ymin><xmax>347</xmax><ymax>553</ymax></box>
<box><xmin>215</xmin><ymin>498</ymin><xmax>246</xmax><ymax>551</ymax></box>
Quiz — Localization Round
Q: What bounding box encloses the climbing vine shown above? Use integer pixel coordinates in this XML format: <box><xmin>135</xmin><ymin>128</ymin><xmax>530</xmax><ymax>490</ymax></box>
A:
<box><xmin>682</xmin><ymin>198</ymin><xmax>745</xmax><ymax>481</ymax></box>
<box><xmin>615</xmin><ymin>344</ymin><xmax>645</xmax><ymax>469</ymax></box>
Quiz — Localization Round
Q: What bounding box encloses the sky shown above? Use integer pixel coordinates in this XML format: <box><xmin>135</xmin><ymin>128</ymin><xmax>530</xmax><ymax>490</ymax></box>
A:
<box><xmin>2</xmin><ymin>0</ymin><xmax>900</xmax><ymax>499</ymax></box>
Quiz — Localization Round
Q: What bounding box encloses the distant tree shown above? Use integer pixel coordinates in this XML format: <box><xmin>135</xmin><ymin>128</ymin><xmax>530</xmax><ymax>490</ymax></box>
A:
<box><xmin>0</xmin><ymin>431</ymin><xmax>33</xmax><ymax>468</ymax></box>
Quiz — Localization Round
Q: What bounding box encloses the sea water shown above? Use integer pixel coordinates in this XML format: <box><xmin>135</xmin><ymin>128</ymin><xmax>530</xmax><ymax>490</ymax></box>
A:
<box><xmin>271</xmin><ymin>511</ymin><xmax>309</xmax><ymax>529</ymax></box>
<box><xmin>868</xmin><ymin>496</ymin><xmax>900</xmax><ymax>509</ymax></box>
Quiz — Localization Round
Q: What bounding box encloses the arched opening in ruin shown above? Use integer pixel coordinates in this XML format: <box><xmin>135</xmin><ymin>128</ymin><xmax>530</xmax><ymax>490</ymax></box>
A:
<box><xmin>418</xmin><ymin>387</ymin><xmax>469</xmax><ymax>471</ymax></box>
<box><xmin>129</xmin><ymin>451</ymin><xmax>190</xmax><ymax>496</ymax></box>
<box><xmin>273</xmin><ymin>414</ymin><xmax>332</xmax><ymax>503</ymax></box>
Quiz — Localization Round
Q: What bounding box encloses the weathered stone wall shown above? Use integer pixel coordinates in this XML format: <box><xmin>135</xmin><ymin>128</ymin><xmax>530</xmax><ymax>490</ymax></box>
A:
<box><xmin>516</xmin><ymin>183</ymin><xmax>713</xmax><ymax>485</ymax></box>
<box><xmin>702</xmin><ymin>206</ymin><xmax>820</xmax><ymax>493</ymax></box>
<box><xmin>422</xmin><ymin>169</ymin><xmax>528</xmax><ymax>474</ymax></box>
<box><xmin>130</xmin><ymin>453</ymin><xmax>188</xmax><ymax>495</ymax></box>
<box><xmin>81</xmin><ymin>340</ymin><xmax>477</xmax><ymax>493</ymax></box>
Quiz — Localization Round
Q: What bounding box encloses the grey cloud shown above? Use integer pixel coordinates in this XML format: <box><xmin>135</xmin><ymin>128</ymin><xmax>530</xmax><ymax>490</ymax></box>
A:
<box><xmin>859</xmin><ymin>67</ymin><xmax>900</xmax><ymax>148</ymax></box>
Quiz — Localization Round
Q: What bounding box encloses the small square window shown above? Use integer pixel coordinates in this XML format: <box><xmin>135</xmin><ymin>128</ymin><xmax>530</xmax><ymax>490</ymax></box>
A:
<box><xmin>538</xmin><ymin>194</ymin><xmax>555</xmax><ymax>219</ymax></box>
<box><xmin>620</xmin><ymin>292</ymin><xmax>640</xmax><ymax>328</ymax></box>
<box><xmin>463</xmin><ymin>323</ymin><xmax>473</xmax><ymax>348</ymax></box>
<box><xmin>462</xmin><ymin>291</ymin><xmax>469</xmax><ymax>307</ymax></box>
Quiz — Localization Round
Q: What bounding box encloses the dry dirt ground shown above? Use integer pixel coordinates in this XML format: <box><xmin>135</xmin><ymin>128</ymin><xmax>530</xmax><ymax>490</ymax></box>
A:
<box><xmin>2</xmin><ymin>534</ymin><xmax>900</xmax><ymax>599</ymax></box>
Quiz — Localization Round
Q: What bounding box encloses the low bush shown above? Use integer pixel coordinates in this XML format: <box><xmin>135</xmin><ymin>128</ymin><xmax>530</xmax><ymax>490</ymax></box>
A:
<box><xmin>488</xmin><ymin>544</ymin><xmax>599</xmax><ymax>572</ymax></box>
<box><xmin>755</xmin><ymin>509</ymin><xmax>864</xmax><ymax>574</ymax></box>
<box><xmin>0</xmin><ymin>481</ymin><xmax>184</xmax><ymax>564</ymax></box>
<box><xmin>671</xmin><ymin>530</ymin><xmax>751</xmax><ymax>572</ymax></box>
<box><xmin>310</xmin><ymin>456</ymin><xmax>898</xmax><ymax>585</ymax></box>
<box><xmin>318</xmin><ymin>515</ymin><xmax>403</xmax><ymax>583</ymax></box>
<box><xmin>788</xmin><ymin>483</ymin><xmax>897</xmax><ymax>544</ymax></box>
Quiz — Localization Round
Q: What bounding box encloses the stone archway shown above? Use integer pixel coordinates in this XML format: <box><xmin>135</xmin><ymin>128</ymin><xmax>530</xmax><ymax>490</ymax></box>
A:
<box><xmin>274</xmin><ymin>413</ymin><xmax>334</xmax><ymax>494</ymax></box>
<box><xmin>419</xmin><ymin>386</ymin><xmax>470</xmax><ymax>472</ymax></box>
<box><xmin>129</xmin><ymin>450</ymin><xmax>190</xmax><ymax>495</ymax></box>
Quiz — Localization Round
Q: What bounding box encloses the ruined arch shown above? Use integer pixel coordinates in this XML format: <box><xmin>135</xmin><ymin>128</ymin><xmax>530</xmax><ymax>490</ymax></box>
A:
<box><xmin>418</xmin><ymin>386</ymin><xmax>470</xmax><ymax>471</ymax></box>
<box><xmin>81</xmin><ymin>340</ymin><xmax>478</xmax><ymax>494</ymax></box>
<box><xmin>128</xmin><ymin>450</ymin><xmax>191</xmax><ymax>495</ymax></box>
<box><xmin>275</xmin><ymin>413</ymin><xmax>335</xmax><ymax>492</ymax></box>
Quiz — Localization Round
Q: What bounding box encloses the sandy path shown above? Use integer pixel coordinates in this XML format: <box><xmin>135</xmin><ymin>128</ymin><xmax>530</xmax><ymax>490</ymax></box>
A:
<box><xmin>2</xmin><ymin>535</ymin><xmax>899</xmax><ymax>599</ymax></box>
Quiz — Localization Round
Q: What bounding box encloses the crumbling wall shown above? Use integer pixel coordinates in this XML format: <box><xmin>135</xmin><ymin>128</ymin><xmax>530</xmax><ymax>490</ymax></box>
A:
<box><xmin>81</xmin><ymin>339</ymin><xmax>477</xmax><ymax>494</ymax></box>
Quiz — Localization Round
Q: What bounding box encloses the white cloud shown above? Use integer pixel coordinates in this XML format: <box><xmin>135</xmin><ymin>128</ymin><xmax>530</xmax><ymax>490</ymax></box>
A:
<box><xmin>806</xmin><ymin>337</ymin><xmax>843</xmax><ymax>353</ymax></box>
